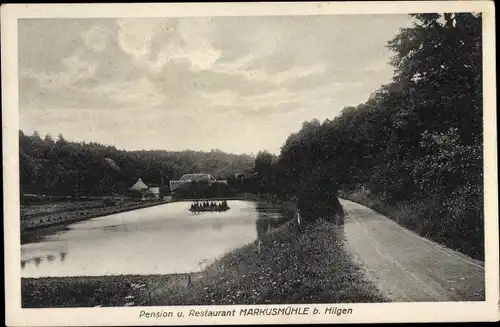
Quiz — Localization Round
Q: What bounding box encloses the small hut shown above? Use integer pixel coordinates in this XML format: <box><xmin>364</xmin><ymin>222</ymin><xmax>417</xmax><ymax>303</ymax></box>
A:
<box><xmin>130</xmin><ymin>178</ymin><xmax>149</xmax><ymax>200</ymax></box>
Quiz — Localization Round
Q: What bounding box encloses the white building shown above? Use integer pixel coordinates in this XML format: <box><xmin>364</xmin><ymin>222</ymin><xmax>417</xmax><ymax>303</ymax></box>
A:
<box><xmin>148</xmin><ymin>187</ymin><xmax>160</xmax><ymax>200</ymax></box>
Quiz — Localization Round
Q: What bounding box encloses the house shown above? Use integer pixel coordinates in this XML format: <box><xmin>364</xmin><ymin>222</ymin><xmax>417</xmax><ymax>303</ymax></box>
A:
<box><xmin>146</xmin><ymin>187</ymin><xmax>160</xmax><ymax>200</ymax></box>
<box><xmin>130</xmin><ymin>178</ymin><xmax>149</xmax><ymax>200</ymax></box>
<box><xmin>130</xmin><ymin>179</ymin><xmax>162</xmax><ymax>201</ymax></box>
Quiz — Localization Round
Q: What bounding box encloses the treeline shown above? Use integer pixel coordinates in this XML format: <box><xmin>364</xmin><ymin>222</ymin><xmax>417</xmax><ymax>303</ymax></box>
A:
<box><xmin>19</xmin><ymin>131</ymin><xmax>254</xmax><ymax>197</ymax></box>
<box><xmin>172</xmin><ymin>181</ymin><xmax>236</xmax><ymax>199</ymax></box>
<box><xmin>249</xmin><ymin>13</ymin><xmax>484</xmax><ymax>259</ymax></box>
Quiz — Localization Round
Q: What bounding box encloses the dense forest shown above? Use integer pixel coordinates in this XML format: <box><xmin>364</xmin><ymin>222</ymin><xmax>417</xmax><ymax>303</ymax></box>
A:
<box><xmin>248</xmin><ymin>13</ymin><xmax>484</xmax><ymax>259</ymax></box>
<box><xmin>19</xmin><ymin>131</ymin><xmax>255</xmax><ymax>197</ymax></box>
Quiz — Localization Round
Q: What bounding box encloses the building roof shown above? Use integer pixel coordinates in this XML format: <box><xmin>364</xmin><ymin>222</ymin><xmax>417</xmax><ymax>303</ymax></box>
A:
<box><xmin>130</xmin><ymin>178</ymin><xmax>148</xmax><ymax>190</ymax></box>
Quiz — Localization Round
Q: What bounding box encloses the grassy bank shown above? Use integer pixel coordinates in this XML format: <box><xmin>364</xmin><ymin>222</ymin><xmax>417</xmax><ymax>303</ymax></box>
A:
<box><xmin>22</xmin><ymin>217</ymin><xmax>387</xmax><ymax>307</ymax></box>
<box><xmin>22</xmin><ymin>274</ymin><xmax>195</xmax><ymax>308</ymax></box>
<box><xmin>143</xmin><ymin>220</ymin><xmax>386</xmax><ymax>305</ymax></box>
<box><xmin>341</xmin><ymin>190</ymin><xmax>484</xmax><ymax>261</ymax></box>
<box><xmin>21</xmin><ymin>200</ymin><xmax>171</xmax><ymax>233</ymax></box>
<box><xmin>21</xmin><ymin>199</ymin><xmax>107</xmax><ymax>218</ymax></box>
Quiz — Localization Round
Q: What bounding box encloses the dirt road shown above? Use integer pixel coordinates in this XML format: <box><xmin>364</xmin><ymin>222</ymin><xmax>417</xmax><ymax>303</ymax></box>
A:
<box><xmin>341</xmin><ymin>199</ymin><xmax>485</xmax><ymax>302</ymax></box>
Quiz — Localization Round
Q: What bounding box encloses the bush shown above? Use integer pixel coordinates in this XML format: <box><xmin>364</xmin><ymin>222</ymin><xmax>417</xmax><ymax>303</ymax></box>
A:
<box><xmin>296</xmin><ymin>173</ymin><xmax>344</xmax><ymax>224</ymax></box>
<box><xmin>103</xmin><ymin>198</ymin><xmax>118</xmax><ymax>206</ymax></box>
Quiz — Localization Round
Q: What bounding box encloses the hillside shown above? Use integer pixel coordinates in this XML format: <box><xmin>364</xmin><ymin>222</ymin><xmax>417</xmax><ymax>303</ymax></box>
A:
<box><xmin>19</xmin><ymin>131</ymin><xmax>255</xmax><ymax>197</ymax></box>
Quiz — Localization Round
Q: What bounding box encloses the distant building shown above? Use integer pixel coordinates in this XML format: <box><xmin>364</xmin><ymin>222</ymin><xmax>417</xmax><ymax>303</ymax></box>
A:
<box><xmin>147</xmin><ymin>187</ymin><xmax>160</xmax><ymax>200</ymax></box>
<box><xmin>130</xmin><ymin>178</ymin><xmax>148</xmax><ymax>191</ymax></box>
<box><xmin>169</xmin><ymin>173</ymin><xmax>227</xmax><ymax>192</ymax></box>
<box><xmin>130</xmin><ymin>178</ymin><xmax>150</xmax><ymax>201</ymax></box>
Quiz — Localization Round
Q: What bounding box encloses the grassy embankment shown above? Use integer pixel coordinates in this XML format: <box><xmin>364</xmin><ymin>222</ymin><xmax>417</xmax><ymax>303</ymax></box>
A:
<box><xmin>21</xmin><ymin>199</ymin><xmax>171</xmax><ymax>232</ymax></box>
<box><xmin>22</xmin><ymin>198</ymin><xmax>387</xmax><ymax>307</ymax></box>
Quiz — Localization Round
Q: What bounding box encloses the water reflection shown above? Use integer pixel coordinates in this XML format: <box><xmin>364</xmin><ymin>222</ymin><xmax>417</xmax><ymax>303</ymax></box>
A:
<box><xmin>21</xmin><ymin>225</ymin><xmax>71</xmax><ymax>245</ymax></box>
<box><xmin>255</xmin><ymin>202</ymin><xmax>293</xmax><ymax>239</ymax></box>
<box><xmin>20</xmin><ymin>200</ymin><xmax>292</xmax><ymax>277</ymax></box>
<box><xmin>213</xmin><ymin>221</ymin><xmax>223</xmax><ymax>231</ymax></box>
<box><xmin>22</xmin><ymin>252</ymin><xmax>68</xmax><ymax>270</ymax></box>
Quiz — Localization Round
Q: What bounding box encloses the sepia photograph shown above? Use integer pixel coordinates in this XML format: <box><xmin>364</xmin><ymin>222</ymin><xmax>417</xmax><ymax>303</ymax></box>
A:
<box><xmin>2</xmin><ymin>1</ymin><xmax>498</xmax><ymax>326</ymax></box>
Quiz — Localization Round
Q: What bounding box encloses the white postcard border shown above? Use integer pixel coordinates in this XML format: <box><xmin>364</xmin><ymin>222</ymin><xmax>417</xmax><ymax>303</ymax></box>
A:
<box><xmin>2</xmin><ymin>1</ymin><xmax>498</xmax><ymax>325</ymax></box>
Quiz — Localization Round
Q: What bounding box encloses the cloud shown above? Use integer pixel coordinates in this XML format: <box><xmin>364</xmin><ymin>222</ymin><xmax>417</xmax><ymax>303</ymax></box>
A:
<box><xmin>104</xmin><ymin>77</ymin><xmax>167</xmax><ymax>108</ymax></box>
<box><xmin>83</xmin><ymin>24</ymin><xmax>112</xmax><ymax>52</ymax></box>
<box><xmin>116</xmin><ymin>19</ymin><xmax>157</xmax><ymax>61</ymax></box>
<box><xmin>18</xmin><ymin>15</ymin><xmax>414</xmax><ymax>154</ymax></box>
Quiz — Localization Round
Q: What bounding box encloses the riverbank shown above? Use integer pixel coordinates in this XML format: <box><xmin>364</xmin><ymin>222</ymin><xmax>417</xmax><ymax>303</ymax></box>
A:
<box><xmin>21</xmin><ymin>199</ymin><xmax>171</xmax><ymax>233</ymax></box>
<box><xmin>22</xmin><ymin>217</ymin><xmax>386</xmax><ymax>307</ymax></box>
<box><xmin>22</xmin><ymin>274</ymin><xmax>197</xmax><ymax>308</ymax></box>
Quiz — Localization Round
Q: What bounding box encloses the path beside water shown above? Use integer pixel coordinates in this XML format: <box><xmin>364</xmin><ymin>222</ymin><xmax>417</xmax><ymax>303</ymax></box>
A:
<box><xmin>342</xmin><ymin>199</ymin><xmax>485</xmax><ymax>301</ymax></box>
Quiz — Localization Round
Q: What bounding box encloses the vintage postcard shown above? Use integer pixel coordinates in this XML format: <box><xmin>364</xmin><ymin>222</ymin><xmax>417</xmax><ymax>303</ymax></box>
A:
<box><xmin>2</xmin><ymin>1</ymin><xmax>499</xmax><ymax>325</ymax></box>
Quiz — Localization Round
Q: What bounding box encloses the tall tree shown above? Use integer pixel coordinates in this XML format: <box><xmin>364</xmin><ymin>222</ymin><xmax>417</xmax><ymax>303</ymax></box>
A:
<box><xmin>266</xmin><ymin>13</ymin><xmax>484</xmax><ymax>259</ymax></box>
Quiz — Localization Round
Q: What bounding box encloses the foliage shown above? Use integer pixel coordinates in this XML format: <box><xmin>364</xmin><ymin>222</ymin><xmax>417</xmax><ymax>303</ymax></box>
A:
<box><xmin>247</xmin><ymin>13</ymin><xmax>483</xmax><ymax>259</ymax></box>
<box><xmin>19</xmin><ymin>131</ymin><xmax>254</xmax><ymax>197</ymax></box>
<box><xmin>253</xmin><ymin>151</ymin><xmax>277</xmax><ymax>194</ymax></box>
<box><xmin>172</xmin><ymin>181</ymin><xmax>235</xmax><ymax>199</ymax></box>
<box><xmin>22</xmin><ymin>275</ymin><xmax>191</xmax><ymax>308</ymax></box>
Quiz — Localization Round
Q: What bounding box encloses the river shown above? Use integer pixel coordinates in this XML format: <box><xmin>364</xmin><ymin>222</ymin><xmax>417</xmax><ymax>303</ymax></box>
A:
<box><xmin>21</xmin><ymin>200</ymin><xmax>293</xmax><ymax>277</ymax></box>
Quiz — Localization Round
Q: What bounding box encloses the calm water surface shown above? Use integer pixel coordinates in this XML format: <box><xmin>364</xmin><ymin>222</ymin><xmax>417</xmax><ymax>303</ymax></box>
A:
<box><xmin>21</xmin><ymin>200</ymin><xmax>292</xmax><ymax>277</ymax></box>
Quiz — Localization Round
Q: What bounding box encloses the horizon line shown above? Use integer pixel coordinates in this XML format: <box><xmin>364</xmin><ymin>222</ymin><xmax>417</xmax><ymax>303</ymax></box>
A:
<box><xmin>18</xmin><ymin>128</ymin><xmax>279</xmax><ymax>157</ymax></box>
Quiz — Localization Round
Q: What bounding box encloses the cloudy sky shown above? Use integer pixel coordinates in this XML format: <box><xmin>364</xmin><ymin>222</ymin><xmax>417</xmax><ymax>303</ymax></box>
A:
<box><xmin>18</xmin><ymin>15</ymin><xmax>414</xmax><ymax>155</ymax></box>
